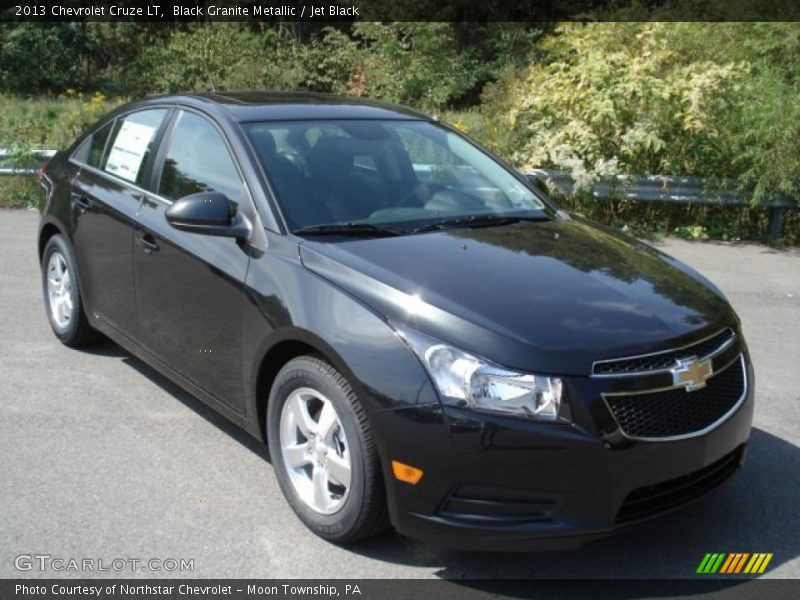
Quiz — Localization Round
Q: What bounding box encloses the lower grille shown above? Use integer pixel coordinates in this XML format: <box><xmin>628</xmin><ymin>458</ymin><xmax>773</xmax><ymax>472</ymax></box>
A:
<box><xmin>616</xmin><ymin>445</ymin><xmax>744</xmax><ymax>523</ymax></box>
<box><xmin>604</xmin><ymin>356</ymin><xmax>746</xmax><ymax>440</ymax></box>
<box><xmin>439</xmin><ymin>485</ymin><xmax>555</xmax><ymax>525</ymax></box>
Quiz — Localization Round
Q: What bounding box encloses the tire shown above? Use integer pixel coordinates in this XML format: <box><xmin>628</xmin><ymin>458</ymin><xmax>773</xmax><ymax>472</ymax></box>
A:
<box><xmin>267</xmin><ymin>355</ymin><xmax>389</xmax><ymax>543</ymax></box>
<box><xmin>41</xmin><ymin>234</ymin><xmax>101</xmax><ymax>347</ymax></box>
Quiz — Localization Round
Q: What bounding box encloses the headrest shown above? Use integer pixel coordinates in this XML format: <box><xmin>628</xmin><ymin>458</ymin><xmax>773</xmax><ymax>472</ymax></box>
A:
<box><xmin>307</xmin><ymin>137</ymin><xmax>356</xmax><ymax>178</ymax></box>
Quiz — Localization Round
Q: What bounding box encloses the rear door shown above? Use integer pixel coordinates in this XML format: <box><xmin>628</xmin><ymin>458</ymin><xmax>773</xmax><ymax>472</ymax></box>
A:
<box><xmin>133</xmin><ymin>109</ymin><xmax>251</xmax><ymax>412</ymax></box>
<box><xmin>70</xmin><ymin>108</ymin><xmax>169</xmax><ymax>336</ymax></box>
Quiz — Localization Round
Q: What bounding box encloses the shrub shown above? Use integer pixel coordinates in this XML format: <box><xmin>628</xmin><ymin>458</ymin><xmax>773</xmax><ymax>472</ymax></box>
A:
<box><xmin>350</xmin><ymin>23</ymin><xmax>478</xmax><ymax>111</ymax></box>
<box><xmin>480</xmin><ymin>22</ymin><xmax>800</xmax><ymax>208</ymax></box>
<box><xmin>135</xmin><ymin>24</ymin><xmax>309</xmax><ymax>94</ymax></box>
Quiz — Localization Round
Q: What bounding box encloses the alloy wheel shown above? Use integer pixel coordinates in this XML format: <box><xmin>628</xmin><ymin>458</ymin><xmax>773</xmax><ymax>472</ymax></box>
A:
<box><xmin>279</xmin><ymin>387</ymin><xmax>352</xmax><ymax>515</ymax></box>
<box><xmin>46</xmin><ymin>251</ymin><xmax>74</xmax><ymax>329</ymax></box>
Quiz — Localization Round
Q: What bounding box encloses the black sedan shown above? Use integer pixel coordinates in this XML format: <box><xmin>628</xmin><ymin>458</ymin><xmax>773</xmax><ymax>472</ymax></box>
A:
<box><xmin>37</xmin><ymin>92</ymin><xmax>753</xmax><ymax>550</ymax></box>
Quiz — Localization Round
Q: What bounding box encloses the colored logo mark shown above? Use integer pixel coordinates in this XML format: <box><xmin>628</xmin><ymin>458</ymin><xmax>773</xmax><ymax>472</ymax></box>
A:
<box><xmin>697</xmin><ymin>553</ymin><xmax>773</xmax><ymax>574</ymax></box>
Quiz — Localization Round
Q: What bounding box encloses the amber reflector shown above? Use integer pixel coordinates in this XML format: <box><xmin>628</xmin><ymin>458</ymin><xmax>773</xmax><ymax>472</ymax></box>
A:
<box><xmin>391</xmin><ymin>460</ymin><xmax>424</xmax><ymax>484</ymax></box>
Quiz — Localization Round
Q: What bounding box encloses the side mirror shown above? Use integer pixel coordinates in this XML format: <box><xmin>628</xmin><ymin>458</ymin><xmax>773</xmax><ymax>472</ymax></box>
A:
<box><xmin>165</xmin><ymin>192</ymin><xmax>250</xmax><ymax>240</ymax></box>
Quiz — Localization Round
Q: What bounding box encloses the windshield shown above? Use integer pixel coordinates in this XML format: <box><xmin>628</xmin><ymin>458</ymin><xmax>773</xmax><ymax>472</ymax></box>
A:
<box><xmin>244</xmin><ymin>119</ymin><xmax>548</xmax><ymax>232</ymax></box>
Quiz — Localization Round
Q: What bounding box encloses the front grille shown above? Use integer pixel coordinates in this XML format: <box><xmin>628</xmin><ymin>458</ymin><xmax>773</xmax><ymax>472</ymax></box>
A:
<box><xmin>616</xmin><ymin>445</ymin><xmax>744</xmax><ymax>523</ymax></box>
<box><xmin>604</xmin><ymin>356</ymin><xmax>745</xmax><ymax>439</ymax></box>
<box><xmin>593</xmin><ymin>329</ymin><xmax>734</xmax><ymax>375</ymax></box>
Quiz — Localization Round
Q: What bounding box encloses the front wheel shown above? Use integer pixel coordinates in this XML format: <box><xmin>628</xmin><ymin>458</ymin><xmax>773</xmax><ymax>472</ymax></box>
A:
<box><xmin>267</xmin><ymin>356</ymin><xmax>389</xmax><ymax>543</ymax></box>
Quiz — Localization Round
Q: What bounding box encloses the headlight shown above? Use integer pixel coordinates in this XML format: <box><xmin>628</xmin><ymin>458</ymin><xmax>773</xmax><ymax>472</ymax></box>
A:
<box><xmin>397</xmin><ymin>327</ymin><xmax>567</xmax><ymax>422</ymax></box>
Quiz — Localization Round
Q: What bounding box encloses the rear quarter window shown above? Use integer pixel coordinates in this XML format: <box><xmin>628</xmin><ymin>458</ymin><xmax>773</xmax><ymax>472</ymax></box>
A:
<box><xmin>72</xmin><ymin>120</ymin><xmax>113</xmax><ymax>168</ymax></box>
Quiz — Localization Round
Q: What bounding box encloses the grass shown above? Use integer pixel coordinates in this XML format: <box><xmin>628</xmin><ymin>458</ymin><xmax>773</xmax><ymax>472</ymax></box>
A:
<box><xmin>0</xmin><ymin>177</ymin><xmax>41</xmax><ymax>209</ymax></box>
<box><xmin>0</xmin><ymin>92</ymin><xmax>122</xmax><ymax>151</ymax></box>
<box><xmin>0</xmin><ymin>92</ymin><xmax>122</xmax><ymax>210</ymax></box>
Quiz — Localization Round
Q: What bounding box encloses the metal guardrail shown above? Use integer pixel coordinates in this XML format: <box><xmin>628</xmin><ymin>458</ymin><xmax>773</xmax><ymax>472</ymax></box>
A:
<box><xmin>0</xmin><ymin>148</ymin><xmax>56</xmax><ymax>176</ymax></box>
<box><xmin>0</xmin><ymin>150</ymin><xmax>792</xmax><ymax>236</ymax></box>
<box><xmin>527</xmin><ymin>169</ymin><xmax>793</xmax><ymax>237</ymax></box>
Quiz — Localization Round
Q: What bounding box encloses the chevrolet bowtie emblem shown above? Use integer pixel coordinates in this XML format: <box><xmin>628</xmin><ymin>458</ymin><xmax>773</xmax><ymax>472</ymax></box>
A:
<box><xmin>671</xmin><ymin>357</ymin><xmax>714</xmax><ymax>391</ymax></box>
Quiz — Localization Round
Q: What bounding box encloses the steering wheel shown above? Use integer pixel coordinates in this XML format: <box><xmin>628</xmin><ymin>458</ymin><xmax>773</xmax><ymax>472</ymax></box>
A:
<box><xmin>397</xmin><ymin>182</ymin><xmax>447</xmax><ymax>208</ymax></box>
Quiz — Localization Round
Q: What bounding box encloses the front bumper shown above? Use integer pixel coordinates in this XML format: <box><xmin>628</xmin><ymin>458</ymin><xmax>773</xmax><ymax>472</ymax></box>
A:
<box><xmin>372</xmin><ymin>354</ymin><xmax>754</xmax><ymax>551</ymax></box>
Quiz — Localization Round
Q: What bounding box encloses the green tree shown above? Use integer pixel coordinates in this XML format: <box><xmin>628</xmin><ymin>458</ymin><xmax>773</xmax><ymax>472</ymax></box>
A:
<box><xmin>351</xmin><ymin>23</ymin><xmax>478</xmax><ymax>111</ymax></box>
<box><xmin>135</xmin><ymin>23</ymin><xmax>308</xmax><ymax>94</ymax></box>
<box><xmin>0</xmin><ymin>24</ymin><xmax>91</xmax><ymax>94</ymax></box>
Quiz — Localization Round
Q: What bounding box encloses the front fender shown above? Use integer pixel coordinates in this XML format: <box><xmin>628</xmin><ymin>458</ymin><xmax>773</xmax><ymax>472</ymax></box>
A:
<box><xmin>240</xmin><ymin>235</ymin><xmax>443</xmax><ymax>522</ymax></box>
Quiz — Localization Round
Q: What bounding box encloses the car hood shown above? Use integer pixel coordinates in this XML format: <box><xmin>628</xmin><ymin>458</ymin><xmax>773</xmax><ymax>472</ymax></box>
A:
<box><xmin>298</xmin><ymin>217</ymin><xmax>735</xmax><ymax>375</ymax></box>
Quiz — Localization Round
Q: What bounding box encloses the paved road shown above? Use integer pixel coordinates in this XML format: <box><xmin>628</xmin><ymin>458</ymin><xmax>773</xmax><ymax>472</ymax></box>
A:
<box><xmin>1</xmin><ymin>209</ymin><xmax>799</xmax><ymax>580</ymax></box>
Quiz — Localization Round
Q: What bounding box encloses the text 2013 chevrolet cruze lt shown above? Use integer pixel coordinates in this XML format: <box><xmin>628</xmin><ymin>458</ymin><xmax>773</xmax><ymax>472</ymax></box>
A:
<box><xmin>37</xmin><ymin>93</ymin><xmax>753</xmax><ymax>550</ymax></box>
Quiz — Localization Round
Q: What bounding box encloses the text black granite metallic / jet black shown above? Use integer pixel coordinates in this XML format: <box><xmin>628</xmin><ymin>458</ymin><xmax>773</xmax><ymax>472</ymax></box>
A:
<box><xmin>37</xmin><ymin>92</ymin><xmax>753</xmax><ymax>550</ymax></box>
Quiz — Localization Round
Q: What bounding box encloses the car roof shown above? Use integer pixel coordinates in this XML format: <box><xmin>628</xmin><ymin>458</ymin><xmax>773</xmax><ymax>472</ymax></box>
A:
<box><xmin>136</xmin><ymin>91</ymin><xmax>432</xmax><ymax>123</ymax></box>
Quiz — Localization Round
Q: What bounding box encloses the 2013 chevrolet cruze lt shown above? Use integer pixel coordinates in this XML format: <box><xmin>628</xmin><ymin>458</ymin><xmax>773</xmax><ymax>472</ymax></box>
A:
<box><xmin>37</xmin><ymin>93</ymin><xmax>753</xmax><ymax>550</ymax></box>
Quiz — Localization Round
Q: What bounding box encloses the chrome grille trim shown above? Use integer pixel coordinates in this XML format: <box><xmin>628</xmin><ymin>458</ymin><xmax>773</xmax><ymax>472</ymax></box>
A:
<box><xmin>601</xmin><ymin>353</ymin><xmax>747</xmax><ymax>442</ymax></box>
<box><xmin>591</xmin><ymin>328</ymin><xmax>736</xmax><ymax>378</ymax></box>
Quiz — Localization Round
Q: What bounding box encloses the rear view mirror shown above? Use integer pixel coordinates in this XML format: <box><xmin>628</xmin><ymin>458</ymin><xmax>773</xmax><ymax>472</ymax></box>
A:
<box><xmin>165</xmin><ymin>192</ymin><xmax>251</xmax><ymax>240</ymax></box>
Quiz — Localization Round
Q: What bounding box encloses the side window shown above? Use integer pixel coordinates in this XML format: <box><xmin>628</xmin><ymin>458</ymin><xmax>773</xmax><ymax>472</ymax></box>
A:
<box><xmin>86</xmin><ymin>121</ymin><xmax>113</xmax><ymax>168</ymax></box>
<box><xmin>353</xmin><ymin>154</ymin><xmax>376</xmax><ymax>171</ymax></box>
<box><xmin>158</xmin><ymin>111</ymin><xmax>243</xmax><ymax>203</ymax></box>
<box><xmin>73</xmin><ymin>120</ymin><xmax>114</xmax><ymax>167</ymax></box>
<box><xmin>396</xmin><ymin>127</ymin><xmax>481</xmax><ymax>189</ymax></box>
<box><xmin>103</xmin><ymin>109</ymin><xmax>167</xmax><ymax>186</ymax></box>
<box><xmin>397</xmin><ymin>128</ymin><xmax>464</xmax><ymax>170</ymax></box>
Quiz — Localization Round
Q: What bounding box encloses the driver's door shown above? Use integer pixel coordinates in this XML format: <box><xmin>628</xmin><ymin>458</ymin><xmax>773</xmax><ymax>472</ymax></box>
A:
<box><xmin>133</xmin><ymin>109</ymin><xmax>251</xmax><ymax>413</ymax></box>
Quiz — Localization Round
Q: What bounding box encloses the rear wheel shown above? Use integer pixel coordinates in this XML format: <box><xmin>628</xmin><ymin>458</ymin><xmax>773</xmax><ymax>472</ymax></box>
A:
<box><xmin>267</xmin><ymin>356</ymin><xmax>389</xmax><ymax>543</ymax></box>
<box><xmin>41</xmin><ymin>234</ymin><xmax>100</xmax><ymax>347</ymax></box>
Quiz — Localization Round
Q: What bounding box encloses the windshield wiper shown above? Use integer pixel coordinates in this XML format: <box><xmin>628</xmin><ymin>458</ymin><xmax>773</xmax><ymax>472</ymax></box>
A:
<box><xmin>293</xmin><ymin>223</ymin><xmax>407</xmax><ymax>238</ymax></box>
<box><xmin>413</xmin><ymin>213</ymin><xmax>550</xmax><ymax>233</ymax></box>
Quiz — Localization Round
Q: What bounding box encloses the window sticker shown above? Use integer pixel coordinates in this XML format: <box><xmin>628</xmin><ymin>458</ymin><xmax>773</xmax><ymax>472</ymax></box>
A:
<box><xmin>104</xmin><ymin>120</ymin><xmax>157</xmax><ymax>182</ymax></box>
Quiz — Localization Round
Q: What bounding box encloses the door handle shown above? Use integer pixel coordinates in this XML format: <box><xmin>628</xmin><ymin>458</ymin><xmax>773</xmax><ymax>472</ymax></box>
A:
<box><xmin>71</xmin><ymin>193</ymin><xmax>90</xmax><ymax>212</ymax></box>
<box><xmin>138</xmin><ymin>233</ymin><xmax>160</xmax><ymax>255</ymax></box>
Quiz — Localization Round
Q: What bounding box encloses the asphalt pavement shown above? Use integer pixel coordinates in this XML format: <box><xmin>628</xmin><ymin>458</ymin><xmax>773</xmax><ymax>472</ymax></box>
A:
<box><xmin>1</xmin><ymin>208</ymin><xmax>799</xmax><ymax>580</ymax></box>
